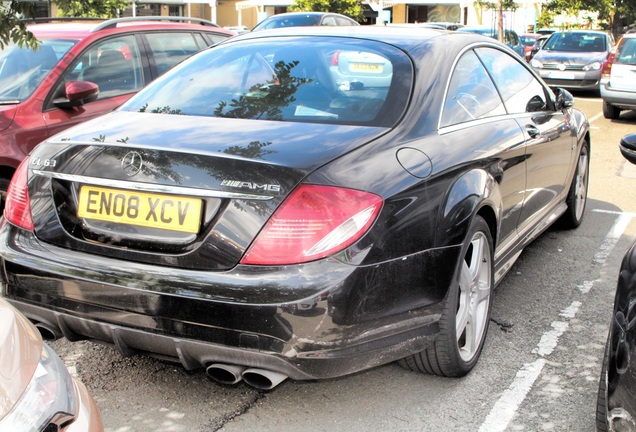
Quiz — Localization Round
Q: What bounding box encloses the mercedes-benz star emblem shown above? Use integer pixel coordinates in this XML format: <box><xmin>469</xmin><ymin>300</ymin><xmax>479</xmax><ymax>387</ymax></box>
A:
<box><xmin>121</xmin><ymin>151</ymin><xmax>143</xmax><ymax>177</ymax></box>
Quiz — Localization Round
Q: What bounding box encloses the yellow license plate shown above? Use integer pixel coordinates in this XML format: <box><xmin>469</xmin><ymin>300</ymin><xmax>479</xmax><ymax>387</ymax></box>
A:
<box><xmin>78</xmin><ymin>186</ymin><xmax>202</xmax><ymax>234</ymax></box>
<box><xmin>350</xmin><ymin>63</ymin><xmax>382</xmax><ymax>72</ymax></box>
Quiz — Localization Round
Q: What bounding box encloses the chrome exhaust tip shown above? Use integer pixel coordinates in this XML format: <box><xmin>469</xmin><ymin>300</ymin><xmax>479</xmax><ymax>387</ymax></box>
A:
<box><xmin>242</xmin><ymin>368</ymin><xmax>288</xmax><ymax>390</ymax></box>
<box><xmin>205</xmin><ymin>363</ymin><xmax>246</xmax><ymax>385</ymax></box>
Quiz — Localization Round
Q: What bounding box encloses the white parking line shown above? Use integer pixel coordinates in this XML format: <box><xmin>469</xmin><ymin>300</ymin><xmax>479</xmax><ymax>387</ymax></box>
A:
<box><xmin>478</xmin><ymin>211</ymin><xmax>634</xmax><ymax>432</ymax></box>
<box><xmin>588</xmin><ymin>112</ymin><xmax>604</xmax><ymax>123</ymax></box>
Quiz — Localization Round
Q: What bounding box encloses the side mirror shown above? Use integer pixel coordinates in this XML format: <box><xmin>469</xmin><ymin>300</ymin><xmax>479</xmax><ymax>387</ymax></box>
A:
<box><xmin>552</xmin><ymin>87</ymin><xmax>574</xmax><ymax>110</ymax></box>
<box><xmin>53</xmin><ymin>81</ymin><xmax>99</xmax><ymax>109</ymax></box>
<box><xmin>620</xmin><ymin>134</ymin><xmax>636</xmax><ymax>165</ymax></box>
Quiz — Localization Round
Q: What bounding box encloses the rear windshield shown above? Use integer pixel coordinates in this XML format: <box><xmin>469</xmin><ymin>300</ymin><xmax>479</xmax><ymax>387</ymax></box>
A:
<box><xmin>121</xmin><ymin>37</ymin><xmax>413</xmax><ymax>127</ymax></box>
<box><xmin>616</xmin><ymin>38</ymin><xmax>636</xmax><ymax>65</ymax></box>
<box><xmin>543</xmin><ymin>32</ymin><xmax>607</xmax><ymax>52</ymax></box>
<box><xmin>0</xmin><ymin>39</ymin><xmax>76</xmax><ymax>102</ymax></box>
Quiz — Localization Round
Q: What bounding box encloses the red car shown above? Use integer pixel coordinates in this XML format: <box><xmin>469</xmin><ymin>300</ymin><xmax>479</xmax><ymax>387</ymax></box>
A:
<box><xmin>519</xmin><ymin>33</ymin><xmax>539</xmax><ymax>61</ymax></box>
<box><xmin>0</xmin><ymin>17</ymin><xmax>234</xmax><ymax>203</ymax></box>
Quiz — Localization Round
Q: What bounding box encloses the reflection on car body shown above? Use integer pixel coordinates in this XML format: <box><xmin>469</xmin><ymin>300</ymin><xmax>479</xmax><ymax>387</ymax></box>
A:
<box><xmin>0</xmin><ymin>26</ymin><xmax>590</xmax><ymax>391</ymax></box>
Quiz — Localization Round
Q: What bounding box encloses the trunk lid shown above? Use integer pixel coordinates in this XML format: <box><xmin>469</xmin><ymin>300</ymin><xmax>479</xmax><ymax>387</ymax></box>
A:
<box><xmin>30</xmin><ymin>112</ymin><xmax>388</xmax><ymax>270</ymax></box>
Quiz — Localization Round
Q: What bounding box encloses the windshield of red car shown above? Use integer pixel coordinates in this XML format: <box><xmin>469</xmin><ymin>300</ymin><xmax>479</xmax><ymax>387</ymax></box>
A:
<box><xmin>0</xmin><ymin>39</ymin><xmax>76</xmax><ymax>103</ymax></box>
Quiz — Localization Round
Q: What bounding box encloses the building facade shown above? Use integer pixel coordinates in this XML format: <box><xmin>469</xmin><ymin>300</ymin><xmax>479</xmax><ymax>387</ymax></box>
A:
<box><xmin>18</xmin><ymin>0</ymin><xmax>546</xmax><ymax>34</ymax></box>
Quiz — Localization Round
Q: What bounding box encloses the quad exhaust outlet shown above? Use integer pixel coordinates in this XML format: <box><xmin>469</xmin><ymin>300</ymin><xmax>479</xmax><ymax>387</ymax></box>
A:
<box><xmin>205</xmin><ymin>363</ymin><xmax>288</xmax><ymax>390</ymax></box>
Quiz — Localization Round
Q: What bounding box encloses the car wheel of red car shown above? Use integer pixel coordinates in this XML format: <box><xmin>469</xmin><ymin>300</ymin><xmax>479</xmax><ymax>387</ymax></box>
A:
<box><xmin>399</xmin><ymin>216</ymin><xmax>494</xmax><ymax>377</ymax></box>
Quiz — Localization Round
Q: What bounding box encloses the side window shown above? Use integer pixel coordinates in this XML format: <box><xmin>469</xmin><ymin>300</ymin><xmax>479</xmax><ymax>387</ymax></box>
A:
<box><xmin>206</xmin><ymin>33</ymin><xmax>228</xmax><ymax>46</ymax></box>
<box><xmin>65</xmin><ymin>35</ymin><xmax>143</xmax><ymax>100</ymax></box>
<box><xmin>441</xmin><ymin>49</ymin><xmax>505</xmax><ymax>127</ymax></box>
<box><xmin>475</xmin><ymin>47</ymin><xmax>547</xmax><ymax>114</ymax></box>
<box><xmin>336</xmin><ymin>17</ymin><xmax>354</xmax><ymax>26</ymax></box>
<box><xmin>616</xmin><ymin>39</ymin><xmax>636</xmax><ymax>65</ymax></box>
<box><xmin>146</xmin><ymin>32</ymin><xmax>201</xmax><ymax>76</ymax></box>
<box><xmin>322</xmin><ymin>17</ymin><xmax>337</xmax><ymax>26</ymax></box>
<box><xmin>506</xmin><ymin>31</ymin><xmax>518</xmax><ymax>46</ymax></box>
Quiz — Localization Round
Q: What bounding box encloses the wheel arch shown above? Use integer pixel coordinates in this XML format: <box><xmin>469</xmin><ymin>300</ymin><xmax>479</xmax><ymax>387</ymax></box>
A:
<box><xmin>436</xmin><ymin>168</ymin><xmax>501</xmax><ymax>250</ymax></box>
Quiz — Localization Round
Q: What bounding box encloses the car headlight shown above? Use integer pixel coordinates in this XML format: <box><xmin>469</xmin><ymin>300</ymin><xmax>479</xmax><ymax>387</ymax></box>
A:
<box><xmin>583</xmin><ymin>62</ymin><xmax>602</xmax><ymax>71</ymax></box>
<box><xmin>530</xmin><ymin>59</ymin><xmax>543</xmax><ymax>69</ymax></box>
<box><xmin>0</xmin><ymin>344</ymin><xmax>76</xmax><ymax>432</ymax></box>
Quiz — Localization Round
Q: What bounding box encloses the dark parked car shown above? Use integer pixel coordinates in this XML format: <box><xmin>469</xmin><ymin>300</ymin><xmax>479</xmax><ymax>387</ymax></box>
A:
<box><xmin>530</xmin><ymin>30</ymin><xmax>614</xmax><ymax>91</ymax></box>
<box><xmin>0</xmin><ymin>17</ymin><xmax>234</xmax><ymax>205</ymax></box>
<box><xmin>600</xmin><ymin>32</ymin><xmax>636</xmax><ymax>119</ymax></box>
<box><xmin>0</xmin><ymin>297</ymin><xmax>103</xmax><ymax>431</ymax></box>
<box><xmin>597</xmin><ymin>134</ymin><xmax>636</xmax><ymax>431</ymax></box>
<box><xmin>457</xmin><ymin>26</ymin><xmax>525</xmax><ymax>58</ymax></box>
<box><xmin>0</xmin><ymin>27</ymin><xmax>589</xmax><ymax>390</ymax></box>
<box><xmin>252</xmin><ymin>12</ymin><xmax>359</xmax><ymax>31</ymax></box>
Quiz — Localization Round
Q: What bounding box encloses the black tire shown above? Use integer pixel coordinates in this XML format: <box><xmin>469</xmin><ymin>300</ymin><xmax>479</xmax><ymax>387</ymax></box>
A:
<box><xmin>398</xmin><ymin>216</ymin><xmax>494</xmax><ymax>377</ymax></box>
<box><xmin>559</xmin><ymin>141</ymin><xmax>589</xmax><ymax>229</ymax></box>
<box><xmin>596</xmin><ymin>337</ymin><xmax>610</xmax><ymax>431</ymax></box>
<box><xmin>603</xmin><ymin>102</ymin><xmax>621</xmax><ymax>120</ymax></box>
<box><xmin>0</xmin><ymin>176</ymin><xmax>10</xmax><ymax>216</ymax></box>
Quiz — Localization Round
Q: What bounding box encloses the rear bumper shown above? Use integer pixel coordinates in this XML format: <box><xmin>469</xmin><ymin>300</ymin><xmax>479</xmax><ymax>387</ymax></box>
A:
<box><xmin>600</xmin><ymin>82</ymin><xmax>636</xmax><ymax>110</ymax></box>
<box><xmin>0</xmin><ymin>222</ymin><xmax>458</xmax><ymax>380</ymax></box>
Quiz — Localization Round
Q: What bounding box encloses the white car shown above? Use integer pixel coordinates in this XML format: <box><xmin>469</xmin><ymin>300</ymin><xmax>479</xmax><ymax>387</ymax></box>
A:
<box><xmin>600</xmin><ymin>32</ymin><xmax>636</xmax><ymax>119</ymax></box>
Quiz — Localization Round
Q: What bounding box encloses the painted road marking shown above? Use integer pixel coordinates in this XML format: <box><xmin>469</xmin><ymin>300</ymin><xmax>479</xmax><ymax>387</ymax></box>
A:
<box><xmin>478</xmin><ymin>210</ymin><xmax>635</xmax><ymax>432</ymax></box>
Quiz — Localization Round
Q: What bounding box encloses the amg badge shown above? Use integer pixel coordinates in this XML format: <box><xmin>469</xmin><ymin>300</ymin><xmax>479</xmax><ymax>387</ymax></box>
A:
<box><xmin>221</xmin><ymin>180</ymin><xmax>281</xmax><ymax>193</ymax></box>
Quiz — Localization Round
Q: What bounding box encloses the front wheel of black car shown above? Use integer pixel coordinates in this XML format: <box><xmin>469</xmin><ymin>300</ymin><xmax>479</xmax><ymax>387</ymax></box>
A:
<box><xmin>399</xmin><ymin>216</ymin><xmax>494</xmax><ymax>377</ymax></box>
<box><xmin>559</xmin><ymin>141</ymin><xmax>589</xmax><ymax>229</ymax></box>
<box><xmin>596</xmin><ymin>337</ymin><xmax>610</xmax><ymax>431</ymax></box>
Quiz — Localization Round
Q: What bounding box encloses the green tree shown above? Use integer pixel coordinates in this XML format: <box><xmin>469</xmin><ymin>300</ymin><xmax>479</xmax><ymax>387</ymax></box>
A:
<box><xmin>0</xmin><ymin>1</ymin><xmax>39</xmax><ymax>49</ymax></box>
<box><xmin>545</xmin><ymin>0</ymin><xmax>636</xmax><ymax>34</ymax></box>
<box><xmin>55</xmin><ymin>0</ymin><xmax>130</xmax><ymax>18</ymax></box>
<box><xmin>288</xmin><ymin>0</ymin><xmax>363</xmax><ymax>21</ymax></box>
<box><xmin>1</xmin><ymin>0</ymin><xmax>129</xmax><ymax>50</ymax></box>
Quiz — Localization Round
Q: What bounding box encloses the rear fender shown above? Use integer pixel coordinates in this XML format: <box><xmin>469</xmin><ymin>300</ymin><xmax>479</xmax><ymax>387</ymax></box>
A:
<box><xmin>437</xmin><ymin>169</ymin><xmax>501</xmax><ymax>250</ymax></box>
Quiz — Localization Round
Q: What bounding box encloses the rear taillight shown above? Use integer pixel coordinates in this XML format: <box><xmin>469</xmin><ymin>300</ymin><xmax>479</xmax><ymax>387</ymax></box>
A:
<box><xmin>601</xmin><ymin>49</ymin><xmax>616</xmax><ymax>78</ymax></box>
<box><xmin>330</xmin><ymin>50</ymin><xmax>341</xmax><ymax>66</ymax></box>
<box><xmin>241</xmin><ymin>184</ymin><xmax>382</xmax><ymax>265</ymax></box>
<box><xmin>4</xmin><ymin>158</ymin><xmax>34</xmax><ymax>230</ymax></box>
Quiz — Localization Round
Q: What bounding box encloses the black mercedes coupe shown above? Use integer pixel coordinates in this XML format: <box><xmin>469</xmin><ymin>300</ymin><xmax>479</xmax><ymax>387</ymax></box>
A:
<box><xmin>0</xmin><ymin>26</ymin><xmax>590</xmax><ymax>390</ymax></box>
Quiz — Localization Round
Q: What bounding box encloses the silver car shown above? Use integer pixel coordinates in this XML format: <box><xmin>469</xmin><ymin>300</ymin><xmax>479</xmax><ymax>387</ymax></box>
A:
<box><xmin>600</xmin><ymin>32</ymin><xmax>636</xmax><ymax>118</ymax></box>
<box><xmin>329</xmin><ymin>49</ymin><xmax>394</xmax><ymax>89</ymax></box>
<box><xmin>530</xmin><ymin>30</ymin><xmax>614</xmax><ymax>91</ymax></box>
